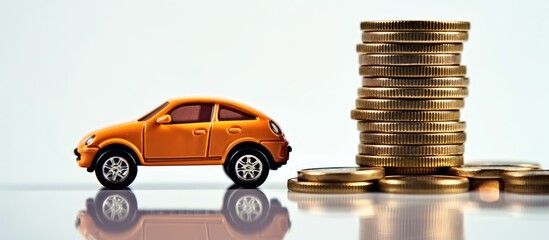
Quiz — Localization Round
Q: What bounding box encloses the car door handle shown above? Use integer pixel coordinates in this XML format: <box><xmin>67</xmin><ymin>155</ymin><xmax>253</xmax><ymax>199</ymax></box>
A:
<box><xmin>193</xmin><ymin>129</ymin><xmax>207</xmax><ymax>135</ymax></box>
<box><xmin>228</xmin><ymin>127</ymin><xmax>241</xmax><ymax>134</ymax></box>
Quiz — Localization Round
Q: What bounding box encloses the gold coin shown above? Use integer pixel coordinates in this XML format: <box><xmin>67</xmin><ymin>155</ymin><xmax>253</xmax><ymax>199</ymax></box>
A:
<box><xmin>504</xmin><ymin>183</ymin><xmax>549</xmax><ymax>194</ymax></box>
<box><xmin>287</xmin><ymin>178</ymin><xmax>374</xmax><ymax>194</ymax></box>
<box><xmin>362</xmin><ymin>31</ymin><xmax>468</xmax><ymax>43</ymax></box>
<box><xmin>356</xmin><ymin>155</ymin><xmax>463</xmax><ymax>167</ymax></box>
<box><xmin>356</xmin><ymin>43</ymin><xmax>464</xmax><ymax>54</ymax></box>
<box><xmin>502</xmin><ymin>170</ymin><xmax>549</xmax><ymax>185</ymax></box>
<box><xmin>357</xmin><ymin>121</ymin><xmax>466</xmax><ymax>133</ymax></box>
<box><xmin>449</xmin><ymin>164</ymin><xmax>538</xmax><ymax>179</ymax></box>
<box><xmin>378</xmin><ymin>175</ymin><xmax>469</xmax><ymax>194</ymax></box>
<box><xmin>297</xmin><ymin>167</ymin><xmax>385</xmax><ymax>182</ymax></box>
<box><xmin>357</xmin><ymin>88</ymin><xmax>468</xmax><ymax>99</ymax></box>
<box><xmin>359</xmin><ymin>144</ymin><xmax>464</xmax><ymax>156</ymax></box>
<box><xmin>359</xmin><ymin>66</ymin><xmax>466</xmax><ymax>77</ymax></box>
<box><xmin>383</xmin><ymin>167</ymin><xmax>449</xmax><ymax>175</ymax></box>
<box><xmin>359</xmin><ymin>54</ymin><xmax>461</xmax><ymax>66</ymax></box>
<box><xmin>362</xmin><ymin>77</ymin><xmax>469</xmax><ymax>88</ymax></box>
<box><xmin>359</xmin><ymin>132</ymin><xmax>466</xmax><ymax>144</ymax></box>
<box><xmin>356</xmin><ymin>99</ymin><xmax>465</xmax><ymax>110</ymax></box>
<box><xmin>360</xmin><ymin>20</ymin><xmax>470</xmax><ymax>32</ymax></box>
<box><xmin>351</xmin><ymin>110</ymin><xmax>460</xmax><ymax>121</ymax></box>
<box><xmin>466</xmin><ymin>161</ymin><xmax>541</xmax><ymax>169</ymax></box>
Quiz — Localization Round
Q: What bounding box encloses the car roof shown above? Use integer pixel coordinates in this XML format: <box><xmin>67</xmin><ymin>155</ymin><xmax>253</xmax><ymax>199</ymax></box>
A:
<box><xmin>167</xmin><ymin>97</ymin><xmax>270</xmax><ymax>119</ymax></box>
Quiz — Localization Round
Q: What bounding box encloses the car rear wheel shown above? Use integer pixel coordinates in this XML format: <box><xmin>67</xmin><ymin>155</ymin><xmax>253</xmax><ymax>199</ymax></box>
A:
<box><xmin>95</xmin><ymin>149</ymin><xmax>138</xmax><ymax>189</ymax></box>
<box><xmin>227</xmin><ymin>148</ymin><xmax>270</xmax><ymax>188</ymax></box>
<box><xmin>222</xmin><ymin>188</ymin><xmax>271</xmax><ymax>233</ymax></box>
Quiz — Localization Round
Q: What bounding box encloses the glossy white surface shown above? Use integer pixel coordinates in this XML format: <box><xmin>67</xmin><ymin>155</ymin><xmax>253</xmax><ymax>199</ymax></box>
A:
<box><xmin>2</xmin><ymin>1</ymin><xmax>549</xmax><ymax>238</ymax></box>
<box><xmin>1</xmin><ymin>183</ymin><xmax>548</xmax><ymax>239</ymax></box>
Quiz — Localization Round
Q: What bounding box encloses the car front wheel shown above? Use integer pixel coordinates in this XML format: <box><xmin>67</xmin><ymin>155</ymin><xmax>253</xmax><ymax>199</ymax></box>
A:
<box><xmin>227</xmin><ymin>148</ymin><xmax>270</xmax><ymax>188</ymax></box>
<box><xmin>94</xmin><ymin>149</ymin><xmax>138</xmax><ymax>189</ymax></box>
<box><xmin>92</xmin><ymin>190</ymin><xmax>139</xmax><ymax>233</ymax></box>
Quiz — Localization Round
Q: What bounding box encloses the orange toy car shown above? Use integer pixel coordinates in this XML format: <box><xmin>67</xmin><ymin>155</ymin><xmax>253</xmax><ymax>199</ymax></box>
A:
<box><xmin>74</xmin><ymin>97</ymin><xmax>291</xmax><ymax>189</ymax></box>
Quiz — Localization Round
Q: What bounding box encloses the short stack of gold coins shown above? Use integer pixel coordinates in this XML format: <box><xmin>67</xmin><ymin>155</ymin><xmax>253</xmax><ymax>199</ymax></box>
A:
<box><xmin>351</xmin><ymin>20</ymin><xmax>470</xmax><ymax>175</ymax></box>
<box><xmin>287</xmin><ymin>167</ymin><xmax>385</xmax><ymax>194</ymax></box>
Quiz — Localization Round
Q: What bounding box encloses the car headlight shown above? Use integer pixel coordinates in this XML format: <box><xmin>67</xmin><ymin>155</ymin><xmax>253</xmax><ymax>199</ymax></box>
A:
<box><xmin>85</xmin><ymin>135</ymin><xmax>95</xmax><ymax>145</ymax></box>
<box><xmin>269</xmin><ymin>121</ymin><xmax>281</xmax><ymax>135</ymax></box>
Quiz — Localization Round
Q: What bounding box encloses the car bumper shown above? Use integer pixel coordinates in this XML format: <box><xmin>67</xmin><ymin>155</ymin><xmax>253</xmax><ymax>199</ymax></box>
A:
<box><xmin>261</xmin><ymin>140</ymin><xmax>291</xmax><ymax>163</ymax></box>
<box><xmin>74</xmin><ymin>146</ymin><xmax>99</xmax><ymax>169</ymax></box>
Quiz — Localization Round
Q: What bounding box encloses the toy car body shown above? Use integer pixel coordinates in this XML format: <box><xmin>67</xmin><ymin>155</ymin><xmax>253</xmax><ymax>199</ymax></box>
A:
<box><xmin>74</xmin><ymin>97</ymin><xmax>291</xmax><ymax>189</ymax></box>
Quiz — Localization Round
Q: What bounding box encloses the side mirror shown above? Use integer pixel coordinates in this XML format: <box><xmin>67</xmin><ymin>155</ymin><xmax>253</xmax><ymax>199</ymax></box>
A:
<box><xmin>156</xmin><ymin>115</ymin><xmax>171</xmax><ymax>124</ymax></box>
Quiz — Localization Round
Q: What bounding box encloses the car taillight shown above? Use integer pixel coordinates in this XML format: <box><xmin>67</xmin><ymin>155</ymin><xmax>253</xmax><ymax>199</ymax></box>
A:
<box><xmin>269</xmin><ymin>121</ymin><xmax>282</xmax><ymax>135</ymax></box>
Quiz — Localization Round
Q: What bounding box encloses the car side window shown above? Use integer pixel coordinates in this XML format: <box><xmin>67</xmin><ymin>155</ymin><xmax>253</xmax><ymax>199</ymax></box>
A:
<box><xmin>169</xmin><ymin>104</ymin><xmax>213</xmax><ymax>124</ymax></box>
<box><xmin>218</xmin><ymin>106</ymin><xmax>256</xmax><ymax>121</ymax></box>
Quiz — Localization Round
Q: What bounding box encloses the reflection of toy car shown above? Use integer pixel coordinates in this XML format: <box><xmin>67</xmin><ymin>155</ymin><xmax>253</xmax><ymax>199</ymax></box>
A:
<box><xmin>74</xmin><ymin>97</ymin><xmax>291</xmax><ymax>189</ymax></box>
<box><xmin>75</xmin><ymin>189</ymin><xmax>291</xmax><ymax>240</ymax></box>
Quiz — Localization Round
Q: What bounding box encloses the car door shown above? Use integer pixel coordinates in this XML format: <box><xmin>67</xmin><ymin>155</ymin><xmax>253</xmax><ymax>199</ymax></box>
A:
<box><xmin>208</xmin><ymin>104</ymin><xmax>257</xmax><ymax>157</ymax></box>
<box><xmin>144</xmin><ymin>103</ymin><xmax>213</xmax><ymax>159</ymax></box>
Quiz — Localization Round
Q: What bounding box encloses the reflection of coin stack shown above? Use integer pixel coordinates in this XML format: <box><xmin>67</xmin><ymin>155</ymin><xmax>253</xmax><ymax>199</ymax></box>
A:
<box><xmin>352</xmin><ymin>20</ymin><xmax>470</xmax><ymax>175</ymax></box>
<box><xmin>360</xmin><ymin>194</ymin><xmax>466</xmax><ymax>240</ymax></box>
<box><xmin>287</xmin><ymin>191</ymin><xmax>376</xmax><ymax>217</ymax></box>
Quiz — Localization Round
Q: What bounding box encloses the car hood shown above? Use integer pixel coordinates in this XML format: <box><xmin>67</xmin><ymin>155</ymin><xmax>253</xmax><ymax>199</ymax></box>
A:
<box><xmin>95</xmin><ymin>121</ymin><xmax>141</xmax><ymax>133</ymax></box>
<box><xmin>80</xmin><ymin>121</ymin><xmax>144</xmax><ymax>145</ymax></box>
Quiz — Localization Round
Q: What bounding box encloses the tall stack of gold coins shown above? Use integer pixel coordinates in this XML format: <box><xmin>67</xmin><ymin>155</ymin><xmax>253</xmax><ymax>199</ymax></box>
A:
<box><xmin>288</xmin><ymin>20</ymin><xmax>549</xmax><ymax>195</ymax></box>
<box><xmin>351</xmin><ymin>20</ymin><xmax>470</xmax><ymax>175</ymax></box>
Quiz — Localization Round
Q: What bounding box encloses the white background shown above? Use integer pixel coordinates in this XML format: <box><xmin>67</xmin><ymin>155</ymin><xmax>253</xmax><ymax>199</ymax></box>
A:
<box><xmin>1</xmin><ymin>0</ymin><xmax>549</xmax><ymax>186</ymax></box>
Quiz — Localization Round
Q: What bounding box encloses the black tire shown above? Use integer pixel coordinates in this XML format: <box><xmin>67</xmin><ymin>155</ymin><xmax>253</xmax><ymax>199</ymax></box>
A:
<box><xmin>95</xmin><ymin>149</ymin><xmax>138</xmax><ymax>189</ymax></box>
<box><xmin>92</xmin><ymin>190</ymin><xmax>139</xmax><ymax>233</ymax></box>
<box><xmin>227</xmin><ymin>148</ymin><xmax>270</xmax><ymax>188</ymax></box>
<box><xmin>223</xmin><ymin>162</ymin><xmax>231</xmax><ymax>178</ymax></box>
<box><xmin>222</xmin><ymin>188</ymin><xmax>271</xmax><ymax>234</ymax></box>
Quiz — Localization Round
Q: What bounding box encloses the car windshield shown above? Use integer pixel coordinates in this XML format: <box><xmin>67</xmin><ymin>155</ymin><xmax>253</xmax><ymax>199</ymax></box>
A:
<box><xmin>138</xmin><ymin>101</ymin><xmax>169</xmax><ymax>121</ymax></box>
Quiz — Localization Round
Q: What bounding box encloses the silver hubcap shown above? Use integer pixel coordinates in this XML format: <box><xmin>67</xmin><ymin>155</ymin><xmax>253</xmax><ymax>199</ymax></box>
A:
<box><xmin>235</xmin><ymin>154</ymin><xmax>263</xmax><ymax>181</ymax></box>
<box><xmin>102</xmin><ymin>156</ymin><xmax>130</xmax><ymax>183</ymax></box>
<box><xmin>102</xmin><ymin>194</ymin><xmax>130</xmax><ymax>222</ymax></box>
<box><xmin>235</xmin><ymin>195</ymin><xmax>263</xmax><ymax>222</ymax></box>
